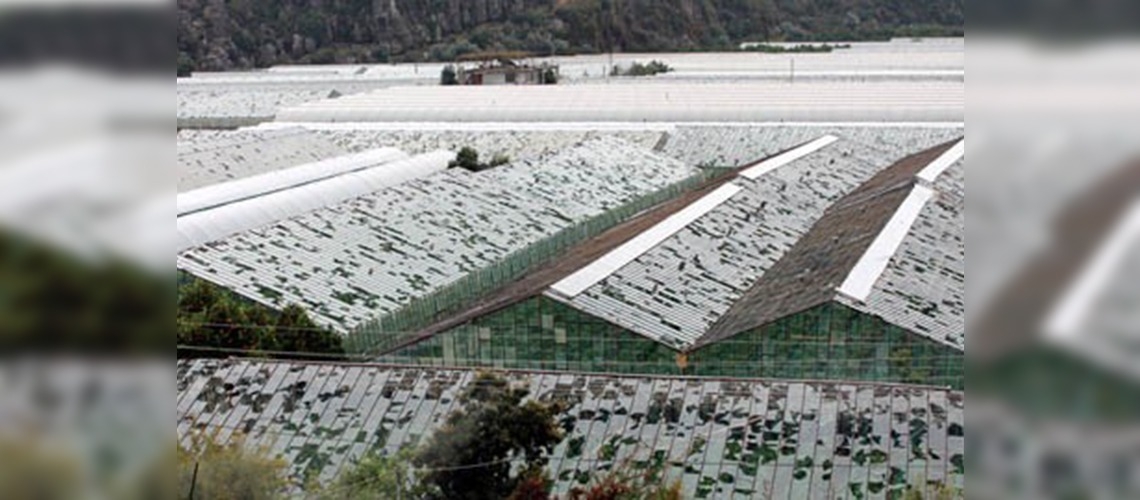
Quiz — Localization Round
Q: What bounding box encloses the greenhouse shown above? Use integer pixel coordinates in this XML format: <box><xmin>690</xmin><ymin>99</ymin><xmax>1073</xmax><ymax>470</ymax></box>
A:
<box><xmin>275</xmin><ymin>81</ymin><xmax>964</xmax><ymax>123</ymax></box>
<box><xmin>178</xmin><ymin>358</ymin><xmax>966</xmax><ymax>498</ymax></box>
<box><xmin>365</xmin><ymin>129</ymin><xmax>965</xmax><ymax>388</ymax></box>
<box><xmin>178</xmin><ymin>137</ymin><xmax>701</xmax><ymax>332</ymax></box>
<box><xmin>377</xmin><ymin>298</ymin><xmax>962</xmax><ymax>388</ymax></box>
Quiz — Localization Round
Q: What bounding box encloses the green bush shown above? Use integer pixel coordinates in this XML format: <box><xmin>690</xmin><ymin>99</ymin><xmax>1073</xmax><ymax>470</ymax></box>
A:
<box><xmin>448</xmin><ymin>147</ymin><xmax>510</xmax><ymax>172</ymax></box>
<box><xmin>611</xmin><ymin>60</ymin><xmax>673</xmax><ymax>77</ymax></box>
<box><xmin>178</xmin><ymin>433</ymin><xmax>288</xmax><ymax>500</ymax></box>
<box><xmin>176</xmin><ymin>274</ymin><xmax>345</xmax><ymax>360</ymax></box>
<box><xmin>312</xmin><ymin>448</ymin><xmax>434</xmax><ymax>499</ymax></box>
<box><xmin>441</xmin><ymin>64</ymin><xmax>459</xmax><ymax>85</ymax></box>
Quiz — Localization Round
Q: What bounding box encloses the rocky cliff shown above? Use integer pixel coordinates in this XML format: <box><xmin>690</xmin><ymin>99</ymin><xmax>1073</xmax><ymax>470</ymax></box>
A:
<box><xmin>178</xmin><ymin>0</ymin><xmax>963</xmax><ymax>73</ymax></box>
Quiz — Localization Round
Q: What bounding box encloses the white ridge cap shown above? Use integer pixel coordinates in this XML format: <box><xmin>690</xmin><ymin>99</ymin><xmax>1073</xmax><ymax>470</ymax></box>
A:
<box><xmin>1044</xmin><ymin>198</ymin><xmax>1140</xmax><ymax>342</ymax></box>
<box><xmin>738</xmin><ymin>135</ymin><xmax>838</xmax><ymax>180</ymax></box>
<box><xmin>916</xmin><ymin>139</ymin><xmax>965</xmax><ymax>185</ymax></box>
<box><xmin>550</xmin><ymin>183</ymin><xmax>743</xmax><ymax>298</ymax></box>
<box><xmin>838</xmin><ymin>184</ymin><xmax>936</xmax><ymax>302</ymax></box>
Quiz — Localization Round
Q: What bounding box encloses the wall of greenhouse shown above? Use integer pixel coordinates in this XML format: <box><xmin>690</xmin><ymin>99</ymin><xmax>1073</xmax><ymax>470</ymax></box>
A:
<box><xmin>376</xmin><ymin>296</ymin><xmax>682</xmax><ymax>374</ymax></box>
<box><xmin>378</xmin><ymin>298</ymin><xmax>964</xmax><ymax>389</ymax></box>
<box><xmin>687</xmin><ymin>302</ymin><xmax>963</xmax><ymax>388</ymax></box>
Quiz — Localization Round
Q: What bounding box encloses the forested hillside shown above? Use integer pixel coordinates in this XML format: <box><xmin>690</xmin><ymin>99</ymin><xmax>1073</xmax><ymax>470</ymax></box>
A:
<box><xmin>178</xmin><ymin>0</ymin><xmax>963</xmax><ymax>73</ymax></box>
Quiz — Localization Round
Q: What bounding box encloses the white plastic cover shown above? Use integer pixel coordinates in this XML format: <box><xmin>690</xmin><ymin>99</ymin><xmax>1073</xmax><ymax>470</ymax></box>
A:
<box><xmin>177</xmin><ymin>147</ymin><xmax>408</xmax><ymax>216</ymax></box>
<box><xmin>176</xmin><ymin>150</ymin><xmax>454</xmax><ymax>252</ymax></box>
<box><xmin>276</xmin><ymin>82</ymin><xmax>965</xmax><ymax>123</ymax></box>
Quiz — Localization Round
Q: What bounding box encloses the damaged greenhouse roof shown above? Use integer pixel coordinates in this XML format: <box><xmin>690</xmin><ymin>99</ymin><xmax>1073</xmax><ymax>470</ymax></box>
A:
<box><xmin>177</xmin><ymin>127</ymin><xmax>348</xmax><ymax>192</ymax></box>
<box><xmin>177</xmin><ymin>358</ymin><xmax>965</xmax><ymax>498</ymax></box>
<box><xmin>545</xmin><ymin>127</ymin><xmax>964</xmax><ymax>351</ymax></box>
<box><xmin>177</xmin><ymin>137</ymin><xmax>699</xmax><ymax>333</ymax></box>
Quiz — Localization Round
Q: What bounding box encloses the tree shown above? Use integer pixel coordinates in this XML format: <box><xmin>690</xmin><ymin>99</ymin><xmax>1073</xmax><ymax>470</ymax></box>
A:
<box><xmin>448</xmin><ymin>147</ymin><xmax>509</xmax><ymax>172</ymax></box>
<box><xmin>415</xmin><ymin>372</ymin><xmax>564</xmax><ymax>500</ymax></box>
<box><xmin>449</xmin><ymin>147</ymin><xmax>480</xmax><ymax>170</ymax></box>
<box><xmin>312</xmin><ymin>448</ymin><xmax>433</xmax><ymax>499</ymax></box>
<box><xmin>441</xmin><ymin>64</ymin><xmax>459</xmax><ymax>85</ymax></box>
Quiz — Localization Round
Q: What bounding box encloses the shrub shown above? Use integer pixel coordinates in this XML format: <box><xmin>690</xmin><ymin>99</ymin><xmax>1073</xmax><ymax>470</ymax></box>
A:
<box><xmin>176</xmin><ymin>274</ymin><xmax>345</xmax><ymax>360</ymax></box>
<box><xmin>611</xmin><ymin>60</ymin><xmax>673</xmax><ymax>77</ymax></box>
<box><xmin>0</xmin><ymin>436</ymin><xmax>85</xmax><ymax>499</ymax></box>
<box><xmin>312</xmin><ymin>448</ymin><xmax>434</xmax><ymax>499</ymax></box>
<box><xmin>441</xmin><ymin>64</ymin><xmax>459</xmax><ymax>85</ymax></box>
<box><xmin>448</xmin><ymin>147</ymin><xmax>510</xmax><ymax>172</ymax></box>
<box><xmin>178</xmin><ymin>433</ymin><xmax>288</xmax><ymax>500</ymax></box>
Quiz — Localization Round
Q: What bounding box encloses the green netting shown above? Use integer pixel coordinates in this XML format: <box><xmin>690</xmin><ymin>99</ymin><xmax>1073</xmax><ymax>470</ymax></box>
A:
<box><xmin>344</xmin><ymin>169</ymin><xmax>718</xmax><ymax>355</ymax></box>
<box><xmin>378</xmin><ymin>298</ymin><xmax>964</xmax><ymax>389</ymax></box>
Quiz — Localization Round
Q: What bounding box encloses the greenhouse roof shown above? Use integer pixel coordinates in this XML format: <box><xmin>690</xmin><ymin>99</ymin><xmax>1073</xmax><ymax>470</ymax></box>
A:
<box><xmin>547</xmin><ymin>127</ymin><xmax>963</xmax><ymax>350</ymax></box>
<box><xmin>177</xmin><ymin>358</ymin><xmax>965</xmax><ymax>497</ymax></box>
<box><xmin>835</xmin><ymin>160</ymin><xmax>965</xmax><ymax>350</ymax></box>
<box><xmin>705</xmin><ymin>143</ymin><xmax>964</xmax><ymax>351</ymax></box>
<box><xmin>177</xmin><ymin>137</ymin><xmax>697</xmax><ymax>333</ymax></box>
<box><xmin>275</xmin><ymin>82</ymin><xmax>964</xmax><ymax>123</ymax></box>
<box><xmin>176</xmin><ymin>151</ymin><xmax>452</xmax><ymax>252</ymax></box>
<box><xmin>177</xmin><ymin>128</ymin><xmax>347</xmax><ymax>192</ymax></box>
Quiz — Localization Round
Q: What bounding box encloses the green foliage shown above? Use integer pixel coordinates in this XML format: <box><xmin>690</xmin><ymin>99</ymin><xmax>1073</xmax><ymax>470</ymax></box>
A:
<box><xmin>542</xmin><ymin>67</ymin><xmax>559</xmax><ymax>84</ymax></box>
<box><xmin>0</xmin><ymin>232</ymin><xmax>170</xmax><ymax>353</ymax></box>
<box><xmin>0</xmin><ymin>436</ymin><xmax>86</xmax><ymax>500</ymax></box>
<box><xmin>178</xmin><ymin>51</ymin><xmax>194</xmax><ymax>76</ymax></box>
<box><xmin>448</xmin><ymin>147</ymin><xmax>510</xmax><ymax>172</ymax></box>
<box><xmin>565</xmin><ymin>453</ymin><xmax>683</xmax><ymax>500</ymax></box>
<box><xmin>611</xmin><ymin>60</ymin><xmax>673</xmax><ymax>77</ymax></box>
<box><xmin>441</xmin><ymin>64</ymin><xmax>459</xmax><ymax>85</ymax></box>
<box><xmin>507</xmin><ymin>469</ymin><xmax>554</xmax><ymax>500</ymax></box>
<box><xmin>177</xmin><ymin>273</ymin><xmax>345</xmax><ymax>360</ymax></box>
<box><xmin>741</xmin><ymin>43</ymin><xmax>852</xmax><ymax>53</ymax></box>
<box><xmin>178</xmin><ymin>433</ymin><xmax>288</xmax><ymax>500</ymax></box>
<box><xmin>178</xmin><ymin>0</ymin><xmax>963</xmax><ymax>71</ymax></box>
<box><xmin>311</xmin><ymin>448</ymin><xmax>434</xmax><ymax>499</ymax></box>
<box><xmin>415</xmin><ymin>372</ymin><xmax>564</xmax><ymax>500</ymax></box>
<box><xmin>450</xmin><ymin>146</ymin><xmax>480</xmax><ymax>169</ymax></box>
<box><xmin>489</xmin><ymin>153</ymin><xmax>512</xmax><ymax>168</ymax></box>
<box><xmin>902</xmin><ymin>481</ymin><xmax>963</xmax><ymax>500</ymax></box>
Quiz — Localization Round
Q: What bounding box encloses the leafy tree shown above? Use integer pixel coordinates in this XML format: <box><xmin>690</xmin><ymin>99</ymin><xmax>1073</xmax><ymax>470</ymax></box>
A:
<box><xmin>450</xmin><ymin>147</ymin><xmax>480</xmax><ymax>170</ymax></box>
<box><xmin>415</xmin><ymin>372</ymin><xmax>564</xmax><ymax>500</ymax></box>
<box><xmin>312</xmin><ymin>448</ymin><xmax>434</xmax><ymax>500</ymax></box>
<box><xmin>441</xmin><ymin>64</ymin><xmax>459</xmax><ymax>85</ymax></box>
<box><xmin>448</xmin><ymin>147</ymin><xmax>509</xmax><ymax>172</ymax></box>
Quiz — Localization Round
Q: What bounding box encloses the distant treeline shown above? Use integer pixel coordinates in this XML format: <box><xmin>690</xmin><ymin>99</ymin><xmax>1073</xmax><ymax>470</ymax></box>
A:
<box><xmin>177</xmin><ymin>0</ymin><xmax>963</xmax><ymax>74</ymax></box>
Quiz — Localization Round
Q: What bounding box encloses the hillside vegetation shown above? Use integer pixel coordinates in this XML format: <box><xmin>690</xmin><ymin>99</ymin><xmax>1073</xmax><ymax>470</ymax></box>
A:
<box><xmin>178</xmin><ymin>0</ymin><xmax>963</xmax><ymax>73</ymax></box>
